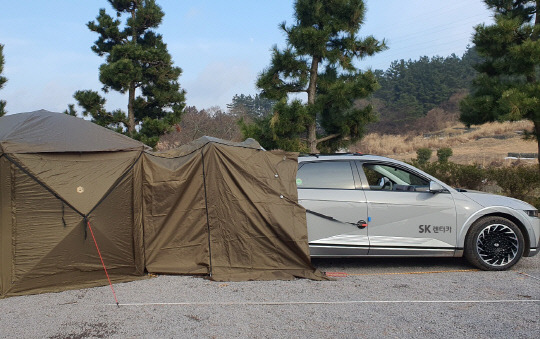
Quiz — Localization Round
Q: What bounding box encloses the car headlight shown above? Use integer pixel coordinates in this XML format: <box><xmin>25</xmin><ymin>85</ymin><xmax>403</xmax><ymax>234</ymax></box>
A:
<box><xmin>525</xmin><ymin>210</ymin><xmax>538</xmax><ymax>218</ymax></box>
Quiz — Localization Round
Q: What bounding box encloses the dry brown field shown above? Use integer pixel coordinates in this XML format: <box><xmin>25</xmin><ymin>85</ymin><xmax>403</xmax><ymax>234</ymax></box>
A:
<box><xmin>354</xmin><ymin>120</ymin><xmax>538</xmax><ymax>166</ymax></box>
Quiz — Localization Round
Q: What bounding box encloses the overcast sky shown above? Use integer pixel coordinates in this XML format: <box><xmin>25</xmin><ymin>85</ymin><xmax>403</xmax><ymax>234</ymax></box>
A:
<box><xmin>0</xmin><ymin>0</ymin><xmax>493</xmax><ymax>115</ymax></box>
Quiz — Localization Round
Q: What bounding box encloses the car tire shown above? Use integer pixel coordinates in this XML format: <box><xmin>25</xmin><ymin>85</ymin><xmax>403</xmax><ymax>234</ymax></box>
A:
<box><xmin>464</xmin><ymin>216</ymin><xmax>524</xmax><ymax>271</ymax></box>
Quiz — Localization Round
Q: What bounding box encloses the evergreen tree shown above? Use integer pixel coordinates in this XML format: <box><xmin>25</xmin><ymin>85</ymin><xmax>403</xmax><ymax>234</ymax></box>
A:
<box><xmin>460</xmin><ymin>0</ymin><xmax>540</xmax><ymax>168</ymax></box>
<box><xmin>0</xmin><ymin>44</ymin><xmax>6</xmax><ymax>117</ymax></box>
<box><xmin>374</xmin><ymin>49</ymin><xmax>479</xmax><ymax>126</ymax></box>
<box><xmin>243</xmin><ymin>0</ymin><xmax>386</xmax><ymax>153</ymax></box>
<box><xmin>227</xmin><ymin>94</ymin><xmax>275</xmax><ymax>120</ymax></box>
<box><xmin>72</xmin><ymin>0</ymin><xmax>185</xmax><ymax>148</ymax></box>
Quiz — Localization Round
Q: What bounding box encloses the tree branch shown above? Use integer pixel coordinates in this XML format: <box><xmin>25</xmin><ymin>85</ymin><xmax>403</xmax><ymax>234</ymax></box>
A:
<box><xmin>316</xmin><ymin>133</ymin><xmax>340</xmax><ymax>144</ymax></box>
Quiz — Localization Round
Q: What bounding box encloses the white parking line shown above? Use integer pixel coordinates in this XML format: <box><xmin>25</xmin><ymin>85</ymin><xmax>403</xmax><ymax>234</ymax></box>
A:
<box><xmin>107</xmin><ymin>299</ymin><xmax>540</xmax><ymax>307</ymax></box>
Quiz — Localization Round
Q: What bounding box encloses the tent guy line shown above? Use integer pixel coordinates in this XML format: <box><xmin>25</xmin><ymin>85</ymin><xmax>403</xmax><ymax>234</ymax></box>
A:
<box><xmin>104</xmin><ymin>299</ymin><xmax>540</xmax><ymax>307</ymax></box>
<box><xmin>87</xmin><ymin>220</ymin><xmax>120</xmax><ymax>307</ymax></box>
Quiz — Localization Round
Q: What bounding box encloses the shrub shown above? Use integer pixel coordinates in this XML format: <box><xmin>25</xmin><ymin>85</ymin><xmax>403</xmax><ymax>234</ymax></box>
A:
<box><xmin>437</xmin><ymin>147</ymin><xmax>453</xmax><ymax>163</ymax></box>
<box><xmin>487</xmin><ymin>165</ymin><xmax>540</xmax><ymax>201</ymax></box>
<box><xmin>416</xmin><ymin>148</ymin><xmax>432</xmax><ymax>165</ymax></box>
<box><xmin>451</xmin><ymin>164</ymin><xmax>486</xmax><ymax>191</ymax></box>
<box><xmin>413</xmin><ymin>159</ymin><xmax>539</xmax><ymax>207</ymax></box>
<box><xmin>417</xmin><ymin>161</ymin><xmax>487</xmax><ymax>191</ymax></box>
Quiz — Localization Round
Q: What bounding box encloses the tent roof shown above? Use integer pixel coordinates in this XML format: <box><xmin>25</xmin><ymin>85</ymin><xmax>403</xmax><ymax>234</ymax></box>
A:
<box><xmin>153</xmin><ymin>136</ymin><xmax>263</xmax><ymax>158</ymax></box>
<box><xmin>0</xmin><ymin>110</ymin><xmax>149</xmax><ymax>153</ymax></box>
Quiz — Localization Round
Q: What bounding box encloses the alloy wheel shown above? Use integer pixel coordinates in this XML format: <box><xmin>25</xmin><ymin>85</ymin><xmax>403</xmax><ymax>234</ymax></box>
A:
<box><xmin>476</xmin><ymin>224</ymin><xmax>519</xmax><ymax>267</ymax></box>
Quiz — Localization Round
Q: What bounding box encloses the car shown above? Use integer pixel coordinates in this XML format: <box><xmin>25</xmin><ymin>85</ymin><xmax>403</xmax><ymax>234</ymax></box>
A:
<box><xmin>296</xmin><ymin>153</ymin><xmax>539</xmax><ymax>270</ymax></box>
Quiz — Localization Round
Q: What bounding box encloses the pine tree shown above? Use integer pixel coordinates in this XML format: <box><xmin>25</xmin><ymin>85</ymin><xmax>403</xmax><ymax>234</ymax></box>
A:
<box><xmin>460</xmin><ymin>0</ymin><xmax>540</xmax><ymax>168</ymax></box>
<box><xmin>72</xmin><ymin>0</ymin><xmax>185</xmax><ymax>148</ymax></box>
<box><xmin>243</xmin><ymin>0</ymin><xmax>386</xmax><ymax>153</ymax></box>
<box><xmin>373</xmin><ymin>50</ymin><xmax>479</xmax><ymax>129</ymax></box>
<box><xmin>227</xmin><ymin>94</ymin><xmax>275</xmax><ymax>120</ymax></box>
<box><xmin>0</xmin><ymin>44</ymin><xmax>7</xmax><ymax>117</ymax></box>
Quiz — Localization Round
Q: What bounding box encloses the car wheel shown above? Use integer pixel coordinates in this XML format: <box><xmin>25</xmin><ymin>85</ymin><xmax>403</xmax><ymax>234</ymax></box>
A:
<box><xmin>464</xmin><ymin>216</ymin><xmax>524</xmax><ymax>271</ymax></box>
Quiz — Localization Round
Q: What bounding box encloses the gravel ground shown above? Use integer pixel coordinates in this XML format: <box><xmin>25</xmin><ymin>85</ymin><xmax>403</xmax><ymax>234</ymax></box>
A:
<box><xmin>1</xmin><ymin>256</ymin><xmax>538</xmax><ymax>338</ymax></box>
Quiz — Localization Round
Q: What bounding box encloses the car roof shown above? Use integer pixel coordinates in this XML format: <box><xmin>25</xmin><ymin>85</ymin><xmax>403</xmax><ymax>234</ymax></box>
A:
<box><xmin>298</xmin><ymin>153</ymin><xmax>399</xmax><ymax>163</ymax></box>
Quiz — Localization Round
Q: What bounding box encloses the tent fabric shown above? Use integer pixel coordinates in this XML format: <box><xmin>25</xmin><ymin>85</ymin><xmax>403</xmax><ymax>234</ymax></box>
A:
<box><xmin>0</xmin><ymin>110</ymin><xmax>150</xmax><ymax>153</ymax></box>
<box><xmin>1</xmin><ymin>111</ymin><xmax>324</xmax><ymax>298</ymax></box>
<box><xmin>156</xmin><ymin>136</ymin><xmax>263</xmax><ymax>158</ymax></box>
<box><xmin>0</xmin><ymin>111</ymin><xmax>146</xmax><ymax>298</ymax></box>
<box><xmin>143</xmin><ymin>140</ymin><xmax>325</xmax><ymax>281</ymax></box>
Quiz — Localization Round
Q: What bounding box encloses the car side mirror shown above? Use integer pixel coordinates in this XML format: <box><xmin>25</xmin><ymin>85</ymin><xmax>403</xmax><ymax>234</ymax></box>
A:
<box><xmin>429</xmin><ymin>181</ymin><xmax>445</xmax><ymax>193</ymax></box>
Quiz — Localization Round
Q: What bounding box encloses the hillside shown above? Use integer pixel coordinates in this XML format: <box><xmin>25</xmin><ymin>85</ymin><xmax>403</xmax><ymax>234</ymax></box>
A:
<box><xmin>353</xmin><ymin>120</ymin><xmax>538</xmax><ymax>166</ymax></box>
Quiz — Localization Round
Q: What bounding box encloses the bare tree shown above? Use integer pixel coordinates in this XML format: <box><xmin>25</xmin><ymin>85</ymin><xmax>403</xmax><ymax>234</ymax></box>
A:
<box><xmin>158</xmin><ymin>106</ymin><xmax>242</xmax><ymax>150</ymax></box>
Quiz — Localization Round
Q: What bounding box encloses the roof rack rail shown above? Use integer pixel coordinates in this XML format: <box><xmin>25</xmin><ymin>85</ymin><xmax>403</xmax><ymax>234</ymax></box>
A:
<box><xmin>299</xmin><ymin>152</ymin><xmax>365</xmax><ymax>157</ymax></box>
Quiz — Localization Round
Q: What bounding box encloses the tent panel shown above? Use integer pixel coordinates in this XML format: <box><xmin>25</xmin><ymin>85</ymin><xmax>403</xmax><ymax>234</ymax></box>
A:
<box><xmin>6</xmin><ymin>163</ymin><xmax>143</xmax><ymax>296</ymax></box>
<box><xmin>90</xmin><ymin>172</ymin><xmax>144</xmax><ymax>275</ymax></box>
<box><xmin>12</xmin><ymin>151</ymin><xmax>140</xmax><ymax>215</ymax></box>
<box><xmin>12</xmin><ymin>165</ymin><xmax>73</xmax><ymax>281</ymax></box>
<box><xmin>0</xmin><ymin>157</ymin><xmax>13</xmax><ymax>297</ymax></box>
<box><xmin>142</xmin><ymin>153</ymin><xmax>210</xmax><ymax>274</ymax></box>
<box><xmin>203</xmin><ymin>144</ymin><xmax>325</xmax><ymax>281</ymax></box>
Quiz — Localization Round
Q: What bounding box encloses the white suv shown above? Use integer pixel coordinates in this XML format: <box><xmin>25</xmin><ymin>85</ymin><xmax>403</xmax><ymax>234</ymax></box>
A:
<box><xmin>297</xmin><ymin>154</ymin><xmax>539</xmax><ymax>270</ymax></box>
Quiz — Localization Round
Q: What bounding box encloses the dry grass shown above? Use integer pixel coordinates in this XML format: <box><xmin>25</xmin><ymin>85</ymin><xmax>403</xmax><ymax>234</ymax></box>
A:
<box><xmin>353</xmin><ymin>120</ymin><xmax>537</xmax><ymax>165</ymax></box>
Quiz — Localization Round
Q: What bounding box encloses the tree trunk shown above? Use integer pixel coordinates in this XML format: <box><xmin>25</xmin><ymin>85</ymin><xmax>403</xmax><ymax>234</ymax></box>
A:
<box><xmin>307</xmin><ymin>55</ymin><xmax>320</xmax><ymax>153</ymax></box>
<box><xmin>535</xmin><ymin>120</ymin><xmax>540</xmax><ymax>173</ymax></box>
<box><xmin>534</xmin><ymin>1</ymin><xmax>539</xmax><ymax>173</ymax></box>
<box><xmin>128</xmin><ymin>82</ymin><xmax>136</xmax><ymax>133</ymax></box>
<box><xmin>127</xmin><ymin>3</ymin><xmax>137</xmax><ymax>134</ymax></box>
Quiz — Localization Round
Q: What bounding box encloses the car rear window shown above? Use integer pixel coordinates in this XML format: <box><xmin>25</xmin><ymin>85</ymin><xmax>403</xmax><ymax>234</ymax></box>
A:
<box><xmin>297</xmin><ymin>161</ymin><xmax>355</xmax><ymax>189</ymax></box>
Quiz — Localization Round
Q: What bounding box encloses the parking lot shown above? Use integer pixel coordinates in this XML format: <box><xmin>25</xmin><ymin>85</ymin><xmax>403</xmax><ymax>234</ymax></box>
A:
<box><xmin>0</xmin><ymin>255</ymin><xmax>538</xmax><ymax>338</ymax></box>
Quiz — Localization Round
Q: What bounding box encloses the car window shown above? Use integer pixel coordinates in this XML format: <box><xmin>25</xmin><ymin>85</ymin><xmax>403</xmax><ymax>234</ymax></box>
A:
<box><xmin>362</xmin><ymin>163</ymin><xmax>429</xmax><ymax>191</ymax></box>
<box><xmin>297</xmin><ymin>161</ymin><xmax>355</xmax><ymax>189</ymax></box>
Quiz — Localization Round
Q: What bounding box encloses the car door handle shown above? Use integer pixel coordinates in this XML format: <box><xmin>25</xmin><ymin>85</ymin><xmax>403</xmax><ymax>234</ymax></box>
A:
<box><xmin>356</xmin><ymin>220</ymin><xmax>368</xmax><ymax>229</ymax></box>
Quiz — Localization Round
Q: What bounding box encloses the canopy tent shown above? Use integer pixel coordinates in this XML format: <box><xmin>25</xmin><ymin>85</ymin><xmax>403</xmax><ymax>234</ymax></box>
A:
<box><xmin>0</xmin><ymin>110</ymin><xmax>148</xmax><ymax>298</ymax></box>
<box><xmin>0</xmin><ymin>111</ymin><xmax>323</xmax><ymax>298</ymax></box>
<box><xmin>143</xmin><ymin>137</ymin><xmax>323</xmax><ymax>281</ymax></box>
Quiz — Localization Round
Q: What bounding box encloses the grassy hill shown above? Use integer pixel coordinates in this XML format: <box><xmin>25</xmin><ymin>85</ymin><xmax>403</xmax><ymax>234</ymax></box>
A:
<box><xmin>354</xmin><ymin>120</ymin><xmax>537</xmax><ymax>166</ymax></box>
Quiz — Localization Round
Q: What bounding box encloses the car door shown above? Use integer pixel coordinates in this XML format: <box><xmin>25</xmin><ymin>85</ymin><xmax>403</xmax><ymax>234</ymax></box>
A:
<box><xmin>358</xmin><ymin>161</ymin><xmax>457</xmax><ymax>256</ymax></box>
<box><xmin>297</xmin><ymin>160</ymin><xmax>369</xmax><ymax>256</ymax></box>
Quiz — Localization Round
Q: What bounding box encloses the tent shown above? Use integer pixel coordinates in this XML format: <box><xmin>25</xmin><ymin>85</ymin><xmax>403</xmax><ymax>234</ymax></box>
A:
<box><xmin>0</xmin><ymin>111</ymin><xmax>323</xmax><ymax>298</ymax></box>
<box><xmin>0</xmin><ymin>110</ymin><xmax>148</xmax><ymax>298</ymax></box>
<box><xmin>143</xmin><ymin>137</ymin><xmax>323</xmax><ymax>281</ymax></box>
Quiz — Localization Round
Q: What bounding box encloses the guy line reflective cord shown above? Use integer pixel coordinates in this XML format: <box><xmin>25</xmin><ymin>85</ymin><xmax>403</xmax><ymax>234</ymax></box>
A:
<box><xmin>87</xmin><ymin>220</ymin><xmax>120</xmax><ymax>307</ymax></box>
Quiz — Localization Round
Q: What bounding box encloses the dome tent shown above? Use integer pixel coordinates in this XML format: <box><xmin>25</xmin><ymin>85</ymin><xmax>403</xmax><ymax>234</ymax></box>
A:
<box><xmin>0</xmin><ymin>110</ymin><xmax>148</xmax><ymax>298</ymax></box>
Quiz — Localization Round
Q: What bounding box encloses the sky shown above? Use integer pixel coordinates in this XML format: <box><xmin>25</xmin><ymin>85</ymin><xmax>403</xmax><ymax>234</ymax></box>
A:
<box><xmin>0</xmin><ymin>0</ymin><xmax>494</xmax><ymax>115</ymax></box>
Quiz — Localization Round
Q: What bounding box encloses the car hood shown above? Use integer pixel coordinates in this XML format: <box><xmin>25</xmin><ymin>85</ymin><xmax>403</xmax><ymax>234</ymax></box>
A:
<box><xmin>460</xmin><ymin>191</ymin><xmax>535</xmax><ymax>210</ymax></box>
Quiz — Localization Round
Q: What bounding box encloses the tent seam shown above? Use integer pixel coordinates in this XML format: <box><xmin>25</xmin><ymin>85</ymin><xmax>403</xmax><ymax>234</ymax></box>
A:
<box><xmin>201</xmin><ymin>147</ymin><xmax>213</xmax><ymax>277</ymax></box>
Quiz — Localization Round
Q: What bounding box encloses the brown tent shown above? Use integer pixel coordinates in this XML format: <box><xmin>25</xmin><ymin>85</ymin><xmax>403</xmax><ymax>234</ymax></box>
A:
<box><xmin>0</xmin><ymin>111</ymin><xmax>323</xmax><ymax>298</ymax></box>
<box><xmin>143</xmin><ymin>137</ymin><xmax>323</xmax><ymax>281</ymax></box>
<box><xmin>0</xmin><ymin>110</ymin><xmax>148</xmax><ymax>298</ymax></box>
